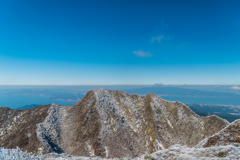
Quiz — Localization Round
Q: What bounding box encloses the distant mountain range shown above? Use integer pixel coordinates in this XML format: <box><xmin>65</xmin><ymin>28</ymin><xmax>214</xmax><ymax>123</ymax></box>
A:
<box><xmin>1</xmin><ymin>85</ymin><xmax>240</xmax><ymax>106</ymax></box>
<box><xmin>123</xmin><ymin>86</ymin><xmax>240</xmax><ymax>98</ymax></box>
<box><xmin>187</xmin><ymin>103</ymin><xmax>240</xmax><ymax>123</ymax></box>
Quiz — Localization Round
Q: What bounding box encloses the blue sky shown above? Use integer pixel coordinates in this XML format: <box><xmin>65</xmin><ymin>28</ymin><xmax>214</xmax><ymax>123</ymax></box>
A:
<box><xmin>0</xmin><ymin>0</ymin><xmax>240</xmax><ymax>85</ymax></box>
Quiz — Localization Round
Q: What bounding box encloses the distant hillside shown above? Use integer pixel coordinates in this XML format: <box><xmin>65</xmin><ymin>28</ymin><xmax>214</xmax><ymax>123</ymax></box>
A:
<box><xmin>17</xmin><ymin>104</ymin><xmax>39</xmax><ymax>110</ymax></box>
<box><xmin>187</xmin><ymin>103</ymin><xmax>240</xmax><ymax>122</ymax></box>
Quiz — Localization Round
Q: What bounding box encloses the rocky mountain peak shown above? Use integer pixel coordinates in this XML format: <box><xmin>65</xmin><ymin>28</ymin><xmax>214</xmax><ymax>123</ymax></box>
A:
<box><xmin>0</xmin><ymin>89</ymin><xmax>229</xmax><ymax>158</ymax></box>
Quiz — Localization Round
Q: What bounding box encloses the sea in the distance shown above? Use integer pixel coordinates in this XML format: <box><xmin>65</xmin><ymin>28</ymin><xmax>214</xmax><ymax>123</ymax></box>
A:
<box><xmin>0</xmin><ymin>94</ymin><xmax>72</xmax><ymax>109</ymax></box>
<box><xmin>1</xmin><ymin>94</ymin><xmax>240</xmax><ymax>109</ymax></box>
<box><xmin>161</xmin><ymin>96</ymin><xmax>240</xmax><ymax>106</ymax></box>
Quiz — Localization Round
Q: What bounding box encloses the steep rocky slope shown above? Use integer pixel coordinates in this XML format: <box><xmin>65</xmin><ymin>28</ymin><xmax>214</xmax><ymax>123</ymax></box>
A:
<box><xmin>135</xmin><ymin>120</ymin><xmax>240</xmax><ymax>160</ymax></box>
<box><xmin>0</xmin><ymin>105</ymin><xmax>51</xmax><ymax>153</ymax></box>
<box><xmin>0</xmin><ymin>88</ymin><xmax>229</xmax><ymax>158</ymax></box>
<box><xmin>196</xmin><ymin>119</ymin><xmax>240</xmax><ymax>148</ymax></box>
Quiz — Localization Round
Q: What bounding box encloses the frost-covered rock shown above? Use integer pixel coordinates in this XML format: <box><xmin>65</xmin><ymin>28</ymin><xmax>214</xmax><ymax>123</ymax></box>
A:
<box><xmin>1</xmin><ymin>144</ymin><xmax>240</xmax><ymax>160</ymax></box>
<box><xmin>137</xmin><ymin>144</ymin><xmax>240</xmax><ymax>160</ymax></box>
<box><xmin>37</xmin><ymin>104</ymin><xmax>67</xmax><ymax>154</ymax></box>
<box><xmin>0</xmin><ymin>147</ymin><xmax>44</xmax><ymax>160</ymax></box>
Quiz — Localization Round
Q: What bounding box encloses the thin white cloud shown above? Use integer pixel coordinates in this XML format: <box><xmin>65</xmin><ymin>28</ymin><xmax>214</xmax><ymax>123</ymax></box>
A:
<box><xmin>133</xmin><ymin>50</ymin><xmax>152</xmax><ymax>57</ymax></box>
<box><xmin>151</xmin><ymin>35</ymin><xmax>164</xmax><ymax>42</ymax></box>
<box><xmin>154</xmin><ymin>83</ymin><xmax>164</xmax><ymax>86</ymax></box>
<box><xmin>230</xmin><ymin>86</ymin><xmax>240</xmax><ymax>90</ymax></box>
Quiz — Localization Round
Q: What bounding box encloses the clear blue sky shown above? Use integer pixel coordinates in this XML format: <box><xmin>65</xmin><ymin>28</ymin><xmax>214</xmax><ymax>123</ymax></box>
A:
<box><xmin>0</xmin><ymin>0</ymin><xmax>240</xmax><ymax>85</ymax></box>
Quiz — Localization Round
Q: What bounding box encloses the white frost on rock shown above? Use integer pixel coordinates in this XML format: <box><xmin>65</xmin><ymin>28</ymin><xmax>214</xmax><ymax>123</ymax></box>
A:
<box><xmin>3</xmin><ymin>144</ymin><xmax>239</xmax><ymax>160</ymax></box>
<box><xmin>155</xmin><ymin>140</ymin><xmax>164</xmax><ymax>150</ymax></box>
<box><xmin>0</xmin><ymin>147</ymin><xmax>44</xmax><ymax>160</ymax></box>
<box><xmin>93</xmin><ymin>88</ymin><xmax>128</xmax><ymax>142</ymax></box>
<box><xmin>136</xmin><ymin>144</ymin><xmax>240</xmax><ymax>160</ymax></box>
<box><xmin>36</xmin><ymin>103</ymin><xmax>66</xmax><ymax>154</ymax></box>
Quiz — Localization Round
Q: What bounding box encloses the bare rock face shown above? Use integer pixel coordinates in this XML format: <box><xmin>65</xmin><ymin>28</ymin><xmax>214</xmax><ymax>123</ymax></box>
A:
<box><xmin>0</xmin><ymin>88</ymin><xmax>229</xmax><ymax>158</ymax></box>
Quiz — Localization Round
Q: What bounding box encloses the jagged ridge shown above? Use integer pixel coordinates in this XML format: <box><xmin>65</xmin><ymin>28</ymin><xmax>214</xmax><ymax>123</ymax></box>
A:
<box><xmin>0</xmin><ymin>88</ymin><xmax>229</xmax><ymax>158</ymax></box>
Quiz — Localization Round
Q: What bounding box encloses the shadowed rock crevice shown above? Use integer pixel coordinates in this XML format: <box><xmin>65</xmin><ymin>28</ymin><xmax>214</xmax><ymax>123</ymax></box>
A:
<box><xmin>37</xmin><ymin>133</ymin><xmax>64</xmax><ymax>154</ymax></box>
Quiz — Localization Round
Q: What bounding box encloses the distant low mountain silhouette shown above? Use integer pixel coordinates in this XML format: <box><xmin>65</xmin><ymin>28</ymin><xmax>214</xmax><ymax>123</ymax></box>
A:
<box><xmin>17</xmin><ymin>104</ymin><xmax>39</xmax><ymax>110</ymax></box>
<box><xmin>187</xmin><ymin>103</ymin><xmax>240</xmax><ymax>123</ymax></box>
<box><xmin>123</xmin><ymin>86</ymin><xmax>240</xmax><ymax>98</ymax></box>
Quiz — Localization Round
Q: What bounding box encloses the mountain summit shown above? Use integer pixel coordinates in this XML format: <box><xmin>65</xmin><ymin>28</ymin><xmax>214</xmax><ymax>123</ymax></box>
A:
<box><xmin>0</xmin><ymin>88</ymin><xmax>229</xmax><ymax>158</ymax></box>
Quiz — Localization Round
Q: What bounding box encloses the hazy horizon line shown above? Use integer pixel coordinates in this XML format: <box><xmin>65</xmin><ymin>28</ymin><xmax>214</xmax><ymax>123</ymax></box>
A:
<box><xmin>0</xmin><ymin>84</ymin><xmax>239</xmax><ymax>86</ymax></box>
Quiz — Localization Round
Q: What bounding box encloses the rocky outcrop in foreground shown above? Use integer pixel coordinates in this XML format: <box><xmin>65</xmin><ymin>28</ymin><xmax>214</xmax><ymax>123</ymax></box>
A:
<box><xmin>136</xmin><ymin>144</ymin><xmax>240</xmax><ymax>160</ymax></box>
<box><xmin>0</xmin><ymin>88</ymin><xmax>229</xmax><ymax>158</ymax></box>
